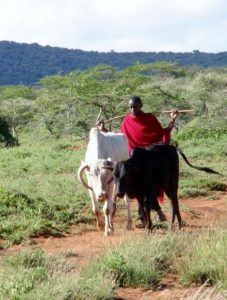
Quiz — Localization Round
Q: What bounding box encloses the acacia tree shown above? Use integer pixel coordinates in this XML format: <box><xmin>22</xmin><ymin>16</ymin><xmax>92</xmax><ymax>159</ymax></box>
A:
<box><xmin>184</xmin><ymin>71</ymin><xmax>227</xmax><ymax>126</ymax></box>
<box><xmin>0</xmin><ymin>116</ymin><xmax>18</xmax><ymax>146</ymax></box>
<box><xmin>35</xmin><ymin>64</ymin><xmax>152</xmax><ymax>138</ymax></box>
<box><xmin>0</xmin><ymin>86</ymin><xmax>35</xmax><ymax>143</ymax></box>
<box><xmin>5</xmin><ymin>63</ymin><xmax>217</xmax><ymax>142</ymax></box>
<box><xmin>34</xmin><ymin>63</ymin><xmax>193</xmax><ymax>139</ymax></box>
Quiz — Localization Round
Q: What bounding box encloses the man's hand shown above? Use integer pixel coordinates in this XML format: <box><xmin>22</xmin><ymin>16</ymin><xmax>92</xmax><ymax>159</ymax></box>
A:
<box><xmin>96</xmin><ymin>119</ymin><xmax>108</xmax><ymax>132</ymax></box>
<box><xmin>170</xmin><ymin>110</ymin><xmax>179</xmax><ymax>122</ymax></box>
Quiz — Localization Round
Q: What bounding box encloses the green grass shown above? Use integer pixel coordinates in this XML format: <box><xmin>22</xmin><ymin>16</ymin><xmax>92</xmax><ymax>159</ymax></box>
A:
<box><xmin>176</xmin><ymin>126</ymin><xmax>227</xmax><ymax>141</ymax></box>
<box><xmin>76</xmin><ymin>220</ymin><xmax>227</xmax><ymax>299</ymax></box>
<box><xmin>176</xmin><ymin>229</ymin><xmax>227</xmax><ymax>288</ymax></box>
<box><xmin>1</xmin><ymin>222</ymin><xmax>227</xmax><ymax>299</ymax></box>
<box><xmin>175</xmin><ymin>134</ymin><xmax>227</xmax><ymax>198</ymax></box>
<box><xmin>0</xmin><ymin>250</ymin><xmax>81</xmax><ymax>300</ymax></box>
<box><xmin>0</xmin><ymin>136</ymin><xmax>94</xmax><ymax>246</ymax></box>
<box><xmin>0</xmin><ymin>129</ymin><xmax>226</xmax><ymax>298</ymax></box>
<box><xmin>0</xmin><ymin>184</ymin><xmax>92</xmax><ymax>246</ymax></box>
<box><xmin>0</xmin><ymin>128</ymin><xmax>226</xmax><ymax>245</ymax></box>
<box><xmin>0</xmin><ymin>64</ymin><xmax>226</xmax><ymax>299</ymax></box>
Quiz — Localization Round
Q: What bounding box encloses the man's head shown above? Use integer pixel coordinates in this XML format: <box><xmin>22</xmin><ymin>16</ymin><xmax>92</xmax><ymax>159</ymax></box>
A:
<box><xmin>128</xmin><ymin>96</ymin><xmax>143</xmax><ymax>116</ymax></box>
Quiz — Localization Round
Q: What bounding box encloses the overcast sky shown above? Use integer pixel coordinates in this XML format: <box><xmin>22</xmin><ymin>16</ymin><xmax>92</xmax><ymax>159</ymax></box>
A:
<box><xmin>0</xmin><ymin>0</ymin><xmax>226</xmax><ymax>53</ymax></box>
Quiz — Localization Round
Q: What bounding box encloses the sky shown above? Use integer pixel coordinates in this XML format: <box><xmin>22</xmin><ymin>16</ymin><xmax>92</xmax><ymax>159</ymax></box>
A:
<box><xmin>0</xmin><ymin>0</ymin><xmax>226</xmax><ymax>53</ymax></box>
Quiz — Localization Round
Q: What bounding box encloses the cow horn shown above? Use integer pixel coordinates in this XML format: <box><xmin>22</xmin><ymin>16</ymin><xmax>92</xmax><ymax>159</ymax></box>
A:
<box><xmin>77</xmin><ymin>164</ymin><xmax>93</xmax><ymax>191</ymax></box>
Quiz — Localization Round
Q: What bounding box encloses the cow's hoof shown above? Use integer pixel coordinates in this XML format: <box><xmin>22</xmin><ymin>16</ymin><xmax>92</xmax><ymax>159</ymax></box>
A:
<box><xmin>180</xmin><ymin>220</ymin><xmax>187</xmax><ymax>227</ymax></box>
<box><xmin>97</xmin><ymin>221</ymin><xmax>104</xmax><ymax>230</ymax></box>
<box><xmin>157</xmin><ymin>210</ymin><xmax>167</xmax><ymax>222</ymax></box>
<box><xmin>144</xmin><ymin>227</ymin><xmax>153</xmax><ymax>235</ymax></box>
<box><xmin>104</xmin><ymin>228</ymin><xmax>114</xmax><ymax>236</ymax></box>
<box><xmin>168</xmin><ymin>223</ymin><xmax>175</xmax><ymax>231</ymax></box>
<box><xmin>135</xmin><ymin>219</ymin><xmax>145</xmax><ymax>228</ymax></box>
<box><xmin>112</xmin><ymin>203</ymin><xmax>117</xmax><ymax>218</ymax></box>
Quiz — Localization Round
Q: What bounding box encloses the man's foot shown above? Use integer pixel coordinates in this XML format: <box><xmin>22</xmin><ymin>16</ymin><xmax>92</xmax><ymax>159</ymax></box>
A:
<box><xmin>135</xmin><ymin>219</ymin><xmax>146</xmax><ymax>228</ymax></box>
<box><xmin>157</xmin><ymin>209</ymin><xmax>167</xmax><ymax>222</ymax></box>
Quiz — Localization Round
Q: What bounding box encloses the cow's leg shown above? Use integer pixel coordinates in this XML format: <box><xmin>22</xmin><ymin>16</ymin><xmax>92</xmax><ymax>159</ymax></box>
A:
<box><xmin>173</xmin><ymin>195</ymin><xmax>182</xmax><ymax>230</ymax></box>
<box><xmin>103</xmin><ymin>199</ymin><xmax>114</xmax><ymax>236</ymax></box>
<box><xmin>165</xmin><ymin>159</ymin><xmax>182</xmax><ymax>230</ymax></box>
<box><xmin>112</xmin><ymin>201</ymin><xmax>117</xmax><ymax>218</ymax></box>
<box><xmin>137</xmin><ymin>201</ymin><xmax>147</xmax><ymax>229</ymax></box>
<box><xmin>123</xmin><ymin>195</ymin><xmax>132</xmax><ymax>230</ymax></box>
<box><xmin>149</xmin><ymin>187</ymin><xmax>167</xmax><ymax>222</ymax></box>
<box><xmin>88</xmin><ymin>189</ymin><xmax>104</xmax><ymax>230</ymax></box>
<box><xmin>108</xmin><ymin>182</ymin><xmax>115</xmax><ymax>231</ymax></box>
<box><xmin>152</xmin><ymin>196</ymin><xmax>167</xmax><ymax>222</ymax></box>
<box><xmin>86</xmin><ymin>173</ymin><xmax>104</xmax><ymax>230</ymax></box>
<box><xmin>111</xmin><ymin>183</ymin><xmax>117</xmax><ymax>219</ymax></box>
<box><xmin>144</xmin><ymin>196</ymin><xmax>153</xmax><ymax>232</ymax></box>
<box><xmin>136</xmin><ymin>205</ymin><xmax>146</xmax><ymax>228</ymax></box>
<box><xmin>165</xmin><ymin>187</ymin><xmax>182</xmax><ymax>230</ymax></box>
<box><xmin>104</xmin><ymin>176</ymin><xmax>115</xmax><ymax>236</ymax></box>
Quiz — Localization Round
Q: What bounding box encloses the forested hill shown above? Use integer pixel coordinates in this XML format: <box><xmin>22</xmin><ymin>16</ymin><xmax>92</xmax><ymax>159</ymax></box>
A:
<box><xmin>1</xmin><ymin>40</ymin><xmax>227</xmax><ymax>86</ymax></box>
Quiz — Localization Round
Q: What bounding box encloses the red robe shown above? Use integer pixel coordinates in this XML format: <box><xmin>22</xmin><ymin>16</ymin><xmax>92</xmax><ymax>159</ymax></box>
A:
<box><xmin>120</xmin><ymin>112</ymin><xmax>171</xmax><ymax>153</ymax></box>
<box><xmin>120</xmin><ymin>111</ymin><xmax>172</xmax><ymax>204</ymax></box>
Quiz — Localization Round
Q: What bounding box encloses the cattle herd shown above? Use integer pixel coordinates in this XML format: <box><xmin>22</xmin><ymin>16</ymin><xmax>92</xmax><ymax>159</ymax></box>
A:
<box><xmin>78</xmin><ymin>127</ymin><xmax>220</xmax><ymax>236</ymax></box>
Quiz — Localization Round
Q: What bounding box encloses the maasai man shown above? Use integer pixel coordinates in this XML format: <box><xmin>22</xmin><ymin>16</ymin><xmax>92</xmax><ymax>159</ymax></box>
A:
<box><xmin>120</xmin><ymin>96</ymin><xmax>178</xmax><ymax>227</ymax></box>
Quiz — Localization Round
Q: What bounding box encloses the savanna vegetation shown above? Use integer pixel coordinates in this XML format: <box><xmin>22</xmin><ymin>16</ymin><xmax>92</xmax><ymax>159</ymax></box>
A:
<box><xmin>0</xmin><ymin>62</ymin><xmax>226</xmax><ymax>299</ymax></box>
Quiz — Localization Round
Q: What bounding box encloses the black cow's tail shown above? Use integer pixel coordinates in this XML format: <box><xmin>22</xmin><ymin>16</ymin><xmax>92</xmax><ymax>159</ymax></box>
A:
<box><xmin>176</xmin><ymin>146</ymin><xmax>221</xmax><ymax>175</ymax></box>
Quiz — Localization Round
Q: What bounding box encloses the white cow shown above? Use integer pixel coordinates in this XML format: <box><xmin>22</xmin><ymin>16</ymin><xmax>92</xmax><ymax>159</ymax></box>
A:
<box><xmin>77</xmin><ymin>127</ymin><xmax>131</xmax><ymax>236</ymax></box>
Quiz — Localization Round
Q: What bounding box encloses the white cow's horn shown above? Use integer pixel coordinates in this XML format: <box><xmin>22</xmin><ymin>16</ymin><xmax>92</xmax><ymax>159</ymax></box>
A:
<box><xmin>77</xmin><ymin>164</ymin><xmax>93</xmax><ymax>190</ymax></box>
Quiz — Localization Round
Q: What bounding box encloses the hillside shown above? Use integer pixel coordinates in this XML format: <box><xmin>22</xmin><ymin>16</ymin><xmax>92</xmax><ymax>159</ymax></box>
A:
<box><xmin>0</xmin><ymin>61</ymin><xmax>226</xmax><ymax>298</ymax></box>
<box><xmin>0</xmin><ymin>40</ymin><xmax>227</xmax><ymax>86</ymax></box>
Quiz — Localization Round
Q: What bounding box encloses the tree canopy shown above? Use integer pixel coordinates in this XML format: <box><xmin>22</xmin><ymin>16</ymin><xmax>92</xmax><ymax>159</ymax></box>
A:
<box><xmin>1</xmin><ymin>41</ymin><xmax>227</xmax><ymax>86</ymax></box>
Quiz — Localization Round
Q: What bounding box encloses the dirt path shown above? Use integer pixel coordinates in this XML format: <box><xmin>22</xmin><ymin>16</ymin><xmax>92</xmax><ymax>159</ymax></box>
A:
<box><xmin>5</xmin><ymin>191</ymin><xmax>227</xmax><ymax>299</ymax></box>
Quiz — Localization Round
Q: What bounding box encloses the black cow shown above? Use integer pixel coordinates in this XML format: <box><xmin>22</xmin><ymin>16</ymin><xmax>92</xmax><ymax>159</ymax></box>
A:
<box><xmin>114</xmin><ymin>142</ymin><xmax>219</xmax><ymax>232</ymax></box>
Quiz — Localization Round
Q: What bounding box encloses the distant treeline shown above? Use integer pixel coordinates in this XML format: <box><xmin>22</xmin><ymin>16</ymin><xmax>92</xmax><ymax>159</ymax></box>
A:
<box><xmin>0</xmin><ymin>40</ymin><xmax>227</xmax><ymax>86</ymax></box>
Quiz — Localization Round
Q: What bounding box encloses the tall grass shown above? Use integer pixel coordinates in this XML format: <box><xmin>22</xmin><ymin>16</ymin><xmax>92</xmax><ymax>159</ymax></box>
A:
<box><xmin>0</xmin><ymin>250</ymin><xmax>81</xmax><ymax>300</ymax></box>
<box><xmin>2</xmin><ymin>220</ymin><xmax>226</xmax><ymax>299</ymax></box>
<box><xmin>0</xmin><ymin>65</ymin><xmax>226</xmax><ymax>298</ymax></box>
<box><xmin>0</xmin><ymin>248</ymin><xmax>117</xmax><ymax>299</ymax></box>
<box><xmin>175</xmin><ymin>134</ymin><xmax>226</xmax><ymax>198</ymax></box>
<box><xmin>174</xmin><ymin>229</ymin><xmax>227</xmax><ymax>287</ymax></box>
<box><xmin>75</xmin><ymin>219</ymin><xmax>227</xmax><ymax>299</ymax></box>
<box><xmin>0</xmin><ymin>127</ymin><xmax>226</xmax><ymax>245</ymax></box>
<box><xmin>0</xmin><ymin>136</ymin><xmax>93</xmax><ymax>246</ymax></box>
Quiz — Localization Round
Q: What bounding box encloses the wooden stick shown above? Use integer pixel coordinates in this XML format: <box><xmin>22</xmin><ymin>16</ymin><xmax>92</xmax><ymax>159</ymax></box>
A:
<box><xmin>104</xmin><ymin>110</ymin><xmax>195</xmax><ymax>123</ymax></box>
<box><xmin>157</xmin><ymin>109</ymin><xmax>195</xmax><ymax>113</ymax></box>
<box><xmin>95</xmin><ymin>108</ymin><xmax>102</xmax><ymax>124</ymax></box>
<box><xmin>105</xmin><ymin>114</ymin><xmax>126</xmax><ymax>123</ymax></box>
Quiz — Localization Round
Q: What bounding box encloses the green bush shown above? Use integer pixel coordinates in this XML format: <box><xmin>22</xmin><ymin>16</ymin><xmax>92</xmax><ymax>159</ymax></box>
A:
<box><xmin>177</xmin><ymin>127</ymin><xmax>227</xmax><ymax>141</ymax></box>
<box><xmin>0</xmin><ymin>187</ymin><xmax>91</xmax><ymax>245</ymax></box>
<box><xmin>174</xmin><ymin>229</ymin><xmax>227</xmax><ymax>288</ymax></box>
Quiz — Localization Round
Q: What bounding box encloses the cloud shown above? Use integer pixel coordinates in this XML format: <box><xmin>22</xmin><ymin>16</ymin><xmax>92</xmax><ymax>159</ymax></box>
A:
<box><xmin>169</xmin><ymin>0</ymin><xmax>222</xmax><ymax>13</ymax></box>
<box><xmin>0</xmin><ymin>0</ymin><xmax>226</xmax><ymax>52</ymax></box>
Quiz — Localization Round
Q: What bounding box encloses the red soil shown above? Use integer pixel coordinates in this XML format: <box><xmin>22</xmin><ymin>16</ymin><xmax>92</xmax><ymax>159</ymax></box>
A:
<box><xmin>3</xmin><ymin>191</ymin><xmax>227</xmax><ymax>299</ymax></box>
